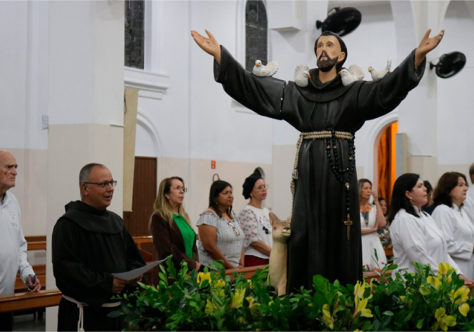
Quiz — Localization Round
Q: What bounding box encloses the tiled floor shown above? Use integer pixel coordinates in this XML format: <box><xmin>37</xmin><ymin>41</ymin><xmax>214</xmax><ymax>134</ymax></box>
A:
<box><xmin>13</xmin><ymin>312</ymin><xmax>44</xmax><ymax>331</ymax></box>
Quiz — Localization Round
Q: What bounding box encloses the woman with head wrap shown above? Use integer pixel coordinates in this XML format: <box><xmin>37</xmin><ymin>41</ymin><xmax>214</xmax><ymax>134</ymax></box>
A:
<box><xmin>432</xmin><ymin>172</ymin><xmax>474</xmax><ymax>279</ymax></box>
<box><xmin>238</xmin><ymin>169</ymin><xmax>273</xmax><ymax>267</ymax></box>
<box><xmin>197</xmin><ymin>180</ymin><xmax>244</xmax><ymax>269</ymax></box>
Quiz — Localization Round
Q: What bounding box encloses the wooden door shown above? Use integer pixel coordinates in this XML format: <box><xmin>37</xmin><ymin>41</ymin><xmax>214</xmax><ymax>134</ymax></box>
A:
<box><xmin>123</xmin><ymin>157</ymin><xmax>157</xmax><ymax>236</ymax></box>
<box><xmin>377</xmin><ymin>122</ymin><xmax>398</xmax><ymax>205</ymax></box>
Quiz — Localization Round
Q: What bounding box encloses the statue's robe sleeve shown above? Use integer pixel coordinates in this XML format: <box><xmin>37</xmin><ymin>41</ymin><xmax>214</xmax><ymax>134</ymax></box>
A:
<box><xmin>355</xmin><ymin>49</ymin><xmax>425</xmax><ymax>121</ymax></box>
<box><xmin>214</xmin><ymin>46</ymin><xmax>286</xmax><ymax>120</ymax></box>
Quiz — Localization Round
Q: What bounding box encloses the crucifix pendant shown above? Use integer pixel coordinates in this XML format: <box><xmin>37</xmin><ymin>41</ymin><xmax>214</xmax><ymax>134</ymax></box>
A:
<box><xmin>344</xmin><ymin>214</ymin><xmax>352</xmax><ymax>240</ymax></box>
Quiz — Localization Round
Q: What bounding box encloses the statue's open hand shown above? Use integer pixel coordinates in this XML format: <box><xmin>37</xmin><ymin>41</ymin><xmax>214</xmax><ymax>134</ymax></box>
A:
<box><xmin>415</xmin><ymin>29</ymin><xmax>444</xmax><ymax>67</ymax></box>
<box><xmin>191</xmin><ymin>29</ymin><xmax>221</xmax><ymax>64</ymax></box>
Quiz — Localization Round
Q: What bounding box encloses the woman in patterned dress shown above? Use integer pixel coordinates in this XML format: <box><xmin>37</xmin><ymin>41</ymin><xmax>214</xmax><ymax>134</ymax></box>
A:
<box><xmin>239</xmin><ymin>169</ymin><xmax>273</xmax><ymax>267</ymax></box>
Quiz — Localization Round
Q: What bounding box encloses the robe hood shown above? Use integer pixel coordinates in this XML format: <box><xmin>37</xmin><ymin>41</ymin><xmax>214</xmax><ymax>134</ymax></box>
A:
<box><xmin>62</xmin><ymin>200</ymin><xmax>123</xmax><ymax>234</ymax></box>
<box><xmin>295</xmin><ymin>68</ymin><xmax>360</xmax><ymax>103</ymax></box>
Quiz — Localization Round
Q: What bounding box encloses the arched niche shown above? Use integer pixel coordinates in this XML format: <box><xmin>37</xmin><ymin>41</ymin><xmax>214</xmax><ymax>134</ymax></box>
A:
<box><xmin>135</xmin><ymin>112</ymin><xmax>160</xmax><ymax>158</ymax></box>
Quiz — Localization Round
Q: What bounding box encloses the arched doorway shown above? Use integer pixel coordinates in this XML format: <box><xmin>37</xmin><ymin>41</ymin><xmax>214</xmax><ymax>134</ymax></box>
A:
<box><xmin>377</xmin><ymin>121</ymin><xmax>397</xmax><ymax>205</ymax></box>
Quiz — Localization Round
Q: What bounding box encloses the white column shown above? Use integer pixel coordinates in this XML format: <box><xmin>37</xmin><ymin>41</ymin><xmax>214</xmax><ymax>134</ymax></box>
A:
<box><xmin>390</xmin><ymin>0</ymin><xmax>449</xmax><ymax>183</ymax></box>
<box><xmin>45</xmin><ymin>1</ymin><xmax>125</xmax><ymax>330</ymax></box>
<box><xmin>270</xmin><ymin>0</ymin><xmax>328</xmax><ymax>218</ymax></box>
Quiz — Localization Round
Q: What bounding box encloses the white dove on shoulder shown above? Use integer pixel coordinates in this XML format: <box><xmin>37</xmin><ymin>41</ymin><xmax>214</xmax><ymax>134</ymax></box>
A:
<box><xmin>339</xmin><ymin>64</ymin><xmax>365</xmax><ymax>86</ymax></box>
<box><xmin>294</xmin><ymin>65</ymin><xmax>311</xmax><ymax>87</ymax></box>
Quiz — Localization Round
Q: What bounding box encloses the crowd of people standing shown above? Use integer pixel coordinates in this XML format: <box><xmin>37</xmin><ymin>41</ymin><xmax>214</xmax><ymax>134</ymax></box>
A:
<box><xmin>359</xmin><ymin>166</ymin><xmax>474</xmax><ymax>283</ymax></box>
<box><xmin>152</xmin><ymin>164</ymin><xmax>474</xmax><ymax>286</ymax></box>
<box><xmin>2</xmin><ymin>148</ymin><xmax>473</xmax><ymax>330</ymax></box>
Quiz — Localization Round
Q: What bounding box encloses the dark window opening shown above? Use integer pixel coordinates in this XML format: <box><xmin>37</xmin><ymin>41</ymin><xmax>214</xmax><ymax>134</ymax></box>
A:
<box><xmin>245</xmin><ymin>0</ymin><xmax>268</xmax><ymax>71</ymax></box>
<box><xmin>125</xmin><ymin>0</ymin><xmax>144</xmax><ymax>69</ymax></box>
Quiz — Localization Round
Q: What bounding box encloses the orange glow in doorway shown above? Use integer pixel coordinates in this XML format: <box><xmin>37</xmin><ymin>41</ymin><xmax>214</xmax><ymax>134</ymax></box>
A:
<box><xmin>377</xmin><ymin>121</ymin><xmax>398</xmax><ymax>204</ymax></box>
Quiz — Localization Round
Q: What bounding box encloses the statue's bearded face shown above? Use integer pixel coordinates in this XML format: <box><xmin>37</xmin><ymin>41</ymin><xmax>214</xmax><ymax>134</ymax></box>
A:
<box><xmin>317</xmin><ymin>52</ymin><xmax>339</xmax><ymax>72</ymax></box>
<box><xmin>315</xmin><ymin>36</ymin><xmax>345</xmax><ymax>72</ymax></box>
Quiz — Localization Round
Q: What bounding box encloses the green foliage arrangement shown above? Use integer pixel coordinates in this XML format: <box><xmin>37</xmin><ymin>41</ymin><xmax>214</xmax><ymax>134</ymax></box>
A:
<box><xmin>111</xmin><ymin>258</ymin><xmax>474</xmax><ymax>331</ymax></box>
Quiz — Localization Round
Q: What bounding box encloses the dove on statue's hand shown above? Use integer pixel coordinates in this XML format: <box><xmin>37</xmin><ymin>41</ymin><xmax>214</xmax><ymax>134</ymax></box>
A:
<box><xmin>368</xmin><ymin>58</ymin><xmax>391</xmax><ymax>81</ymax></box>
<box><xmin>252</xmin><ymin>60</ymin><xmax>279</xmax><ymax>77</ymax></box>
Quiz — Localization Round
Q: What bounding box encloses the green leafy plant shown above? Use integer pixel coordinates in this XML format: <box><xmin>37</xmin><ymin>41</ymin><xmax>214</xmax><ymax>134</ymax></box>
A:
<box><xmin>111</xmin><ymin>258</ymin><xmax>474</xmax><ymax>331</ymax></box>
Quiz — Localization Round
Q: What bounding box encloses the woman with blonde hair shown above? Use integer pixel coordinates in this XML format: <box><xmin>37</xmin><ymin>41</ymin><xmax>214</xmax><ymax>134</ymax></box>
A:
<box><xmin>150</xmin><ymin>176</ymin><xmax>200</xmax><ymax>271</ymax></box>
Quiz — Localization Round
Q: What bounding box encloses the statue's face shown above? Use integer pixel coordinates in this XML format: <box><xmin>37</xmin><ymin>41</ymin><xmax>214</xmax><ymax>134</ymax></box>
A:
<box><xmin>315</xmin><ymin>35</ymin><xmax>346</xmax><ymax>72</ymax></box>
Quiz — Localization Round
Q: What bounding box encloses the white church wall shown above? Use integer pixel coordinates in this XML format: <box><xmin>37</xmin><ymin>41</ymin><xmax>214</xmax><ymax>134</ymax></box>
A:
<box><xmin>436</xmin><ymin>1</ymin><xmax>474</xmax><ymax>178</ymax></box>
<box><xmin>0</xmin><ymin>1</ymin><xmax>50</xmax><ymax>151</ymax></box>
<box><xmin>135</xmin><ymin>0</ymin><xmax>191</xmax><ymax>160</ymax></box>
<box><xmin>189</xmin><ymin>0</ymin><xmax>274</xmax><ymax>164</ymax></box>
<box><xmin>0</xmin><ymin>1</ymin><xmax>49</xmax><ymax>236</ymax></box>
<box><xmin>345</xmin><ymin>6</ymin><xmax>397</xmax><ymax>183</ymax></box>
<box><xmin>133</xmin><ymin>0</ymin><xmax>275</xmax><ymax>222</ymax></box>
<box><xmin>0</xmin><ymin>1</ymin><xmax>28</xmax><ymax>149</ymax></box>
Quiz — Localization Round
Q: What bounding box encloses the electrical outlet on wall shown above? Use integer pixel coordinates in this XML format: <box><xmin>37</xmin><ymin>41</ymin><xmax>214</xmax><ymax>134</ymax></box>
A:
<box><xmin>41</xmin><ymin>114</ymin><xmax>49</xmax><ymax>129</ymax></box>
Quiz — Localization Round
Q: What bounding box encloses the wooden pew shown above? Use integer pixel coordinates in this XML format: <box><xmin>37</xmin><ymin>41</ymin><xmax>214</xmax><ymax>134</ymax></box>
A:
<box><xmin>225</xmin><ymin>265</ymin><xmax>265</xmax><ymax>280</ymax></box>
<box><xmin>224</xmin><ymin>265</ymin><xmax>391</xmax><ymax>283</ymax></box>
<box><xmin>133</xmin><ymin>235</ymin><xmax>154</xmax><ymax>262</ymax></box>
<box><xmin>0</xmin><ymin>290</ymin><xmax>62</xmax><ymax>313</ymax></box>
<box><xmin>25</xmin><ymin>235</ymin><xmax>46</xmax><ymax>251</ymax></box>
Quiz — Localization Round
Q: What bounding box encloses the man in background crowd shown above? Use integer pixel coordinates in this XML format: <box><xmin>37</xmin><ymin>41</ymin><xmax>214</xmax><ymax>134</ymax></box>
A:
<box><xmin>0</xmin><ymin>151</ymin><xmax>40</xmax><ymax>330</ymax></box>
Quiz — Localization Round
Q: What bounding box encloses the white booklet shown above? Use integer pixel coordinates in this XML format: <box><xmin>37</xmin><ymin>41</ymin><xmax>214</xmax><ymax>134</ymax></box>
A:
<box><xmin>112</xmin><ymin>256</ymin><xmax>170</xmax><ymax>281</ymax></box>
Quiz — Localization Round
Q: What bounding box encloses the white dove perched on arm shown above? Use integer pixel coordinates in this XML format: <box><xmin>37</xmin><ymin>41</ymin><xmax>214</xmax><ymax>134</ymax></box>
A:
<box><xmin>368</xmin><ymin>58</ymin><xmax>391</xmax><ymax>81</ymax></box>
<box><xmin>252</xmin><ymin>59</ymin><xmax>279</xmax><ymax>77</ymax></box>
<box><xmin>339</xmin><ymin>64</ymin><xmax>364</xmax><ymax>86</ymax></box>
<box><xmin>294</xmin><ymin>65</ymin><xmax>311</xmax><ymax>87</ymax></box>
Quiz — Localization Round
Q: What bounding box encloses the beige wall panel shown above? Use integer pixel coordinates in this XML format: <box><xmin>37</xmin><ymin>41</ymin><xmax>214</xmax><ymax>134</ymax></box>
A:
<box><xmin>436</xmin><ymin>163</ymin><xmax>472</xmax><ymax>183</ymax></box>
<box><xmin>408</xmin><ymin>155</ymin><xmax>438</xmax><ymax>185</ymax></box>
<box><xmin>157</xmin><ymin>157</ymin><xmax>191</xmax><ymax>186</ymax></box>
<box><xmin>356</xmin><ymin>166</ymin><xmax>365</xmax><ymax>181</ymax></box>
<box><xmin>1</xmin><ymin>148</ymin><xmax>48</xmax><ymax>236</ymax></box>
<box><xmin>271</xmin><ymin>144</ymin><xmax>296</xmax><ymax>220</ymax></box>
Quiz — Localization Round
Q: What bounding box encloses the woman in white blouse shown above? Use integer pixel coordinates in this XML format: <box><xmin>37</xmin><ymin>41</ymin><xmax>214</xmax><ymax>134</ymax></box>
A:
<box><xmin>432</xmin><ymin>172</ymin><xmax>474</xmax><ymax>279</ymax></box>
<box><xmin>197</xmin><ymin>180</ymin><xmax>245</xmax><ymax>269</ymax></box>
<box><xmin>359</xmin><ymin>178</ymin><xmax>387</xmax><ymax>270</ymax></box>
<box><xmin>389</xmin><ymin>173</ymin><xmax>467</xmax><ymax>278</ymax></box>
<box><xmin>238</xmin><ymin>169</ymin><xmax>272</xmax><ymax>267</ymax></box>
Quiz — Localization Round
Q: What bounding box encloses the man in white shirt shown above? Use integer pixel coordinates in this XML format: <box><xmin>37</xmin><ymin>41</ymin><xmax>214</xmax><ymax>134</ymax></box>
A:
<box><xmin>464</xmin><ymin>163</ymin><xmax>474</xmax><ymax>225</ymax></box>
<box><xmin>0</xmin><ymin>151</ymin><xmax>40</xmax><ymax>330</ymax></box>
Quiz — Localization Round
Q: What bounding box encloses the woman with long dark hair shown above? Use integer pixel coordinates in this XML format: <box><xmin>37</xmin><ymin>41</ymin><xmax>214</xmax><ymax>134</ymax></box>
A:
<box><xmin>150</xmin><ymin>177</ymin><xmax>200</xmax><ymax>271</ymax></box>
<box><xmin>197</xmin><ymin>180</ymin><xmax>244</xmax><ymax>269</ymax></box>
<box><xmin>389</xmin><ymin>173</ymin><xmax>463</xmax><ymax>276</ymax></box>
<box><xmin>432</xmin><ymin>172</ymin><xmax>474</xmax><ymax>279</ymax></box>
